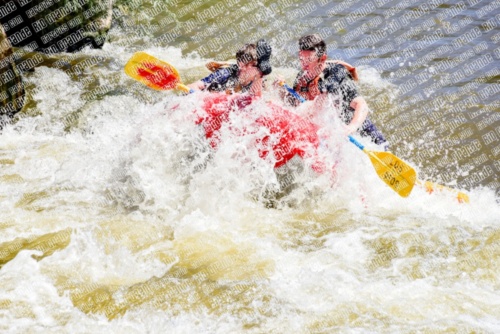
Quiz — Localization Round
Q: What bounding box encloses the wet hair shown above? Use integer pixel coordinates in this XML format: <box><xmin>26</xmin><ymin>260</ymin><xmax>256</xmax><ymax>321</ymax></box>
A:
<box><xmin>235</xmin><ymin>40</ymin><xmax>272</xmax><ymax>75</ymax></box>
<box><xmin>299</xmin><ymin>34</ymin><xmax>326</xmax><ymax>57</ymax></box>
<box><xmin>236</xmin><ymin>44</ymin><xmax>258</xmax><ymax>65</ymax></box>
<box><xmin>256</xmin><ymin>39</ymin><xmax>272</xmax><ymax>75</ymax></box>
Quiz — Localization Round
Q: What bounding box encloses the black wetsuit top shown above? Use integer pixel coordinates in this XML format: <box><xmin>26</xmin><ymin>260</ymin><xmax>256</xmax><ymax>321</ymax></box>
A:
<box><xmin>201</xmin><ymin>64</ymin><xmax>252</xmax><ymax>93</ymax></box>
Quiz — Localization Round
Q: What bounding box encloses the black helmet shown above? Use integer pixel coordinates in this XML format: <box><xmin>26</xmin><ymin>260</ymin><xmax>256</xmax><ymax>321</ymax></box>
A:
<box><xmin>256</xmin><ymin>39</ymin><xmax>272</xmax><ymax>75</ymax></box>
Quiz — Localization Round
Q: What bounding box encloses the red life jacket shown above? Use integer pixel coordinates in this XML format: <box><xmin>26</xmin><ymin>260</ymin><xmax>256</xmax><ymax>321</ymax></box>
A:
<box><xmin>294</xmin><ymin>75</ymin><xmax>322</xmax><ymax>101</ymax></box>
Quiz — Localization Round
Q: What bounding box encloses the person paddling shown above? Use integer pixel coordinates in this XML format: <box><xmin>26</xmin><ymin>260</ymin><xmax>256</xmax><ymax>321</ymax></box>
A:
<box><xmin>186</xmin><ymin>40</ymin><xmax>325</xmax><ymax>173</ymax></box>
<box><xmin>188</xmin><ymin>39</ymin><xmax>272</xmax><ymax>98</ymax></box>
<box><xmin>279</xmin><ymin>34</ymin><xmax>388</xmax><ymax>149</ymax></box>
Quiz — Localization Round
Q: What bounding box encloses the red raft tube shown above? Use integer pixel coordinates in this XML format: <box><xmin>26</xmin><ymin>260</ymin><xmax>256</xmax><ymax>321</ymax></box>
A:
<box><xmin>194</xmin><ymin>93</ymin><xmax>326</xmax><ymax>173</ymax></box>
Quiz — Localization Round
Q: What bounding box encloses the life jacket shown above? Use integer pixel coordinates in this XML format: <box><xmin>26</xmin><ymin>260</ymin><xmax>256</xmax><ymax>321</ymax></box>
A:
<box><xmin>293</xmin><ymin>61</ymin><xmax>355</xmax><ymax>101</ymax></box>
<box><xmin>294</xmin><ymin>74</ymin><xmax>322</xmax><ymax>101</ymax></box>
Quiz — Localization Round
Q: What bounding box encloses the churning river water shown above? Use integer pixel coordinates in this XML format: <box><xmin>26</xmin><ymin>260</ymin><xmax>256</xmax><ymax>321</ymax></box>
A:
<box><xmin>1</xmin><ymin>0</ymin><xmax>499</xmax><ymax>333</ymax></box>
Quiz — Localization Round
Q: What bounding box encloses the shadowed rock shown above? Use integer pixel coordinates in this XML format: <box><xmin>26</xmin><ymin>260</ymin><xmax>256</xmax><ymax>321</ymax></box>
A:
<box><xmin>0</xmin><ymin>0</ymin><xmax>113</xmax><ymax>54</ymax></box>
<box><xmin>0</xmin><ymin>0</ymin><xmax>113</xmax><ymax>124</ymax></box>
<box><xmin>0</xmin><ymin>24</ymin><xmax>24</xmax><ymax>125</ymax></box>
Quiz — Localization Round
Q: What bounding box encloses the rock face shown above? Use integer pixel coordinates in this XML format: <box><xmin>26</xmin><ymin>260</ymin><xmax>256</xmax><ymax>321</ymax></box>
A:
<box><xmin>0</xmin><ymin>24</ymin><xmax>24</xmax><ymax>124</ymax></box>
<box><xmin>0</xmin><ymin>0</ymin><xmax>113</xmax><ymax>123</ymax></box>
<box><xmin>0</xmin><ymin>0</ymin><xmax>113</xmax><ymax>53</ymax></box>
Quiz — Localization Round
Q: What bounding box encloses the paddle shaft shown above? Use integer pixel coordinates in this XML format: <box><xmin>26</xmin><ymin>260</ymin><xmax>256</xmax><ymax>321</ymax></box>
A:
<box><xmin>280</xmin><ymin>82</ymin><xmax>306</xmax><ymax>103</ymax></box>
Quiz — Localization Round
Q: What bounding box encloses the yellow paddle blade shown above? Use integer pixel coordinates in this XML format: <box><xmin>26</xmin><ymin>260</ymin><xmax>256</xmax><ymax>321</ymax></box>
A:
<box><xmin>417</xmin><ymin>180</ymin><xmax>470</xmax><ymax>203</ymax></box>
<box><xmin>365</xmin><ymin>150</ymin><xmax>417</xmax><ymax>197</ymax></box>
<box><xmin>125</xmin><ymin>52</ymin><xmax>183</xmax><ymax>91</ymax></box>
